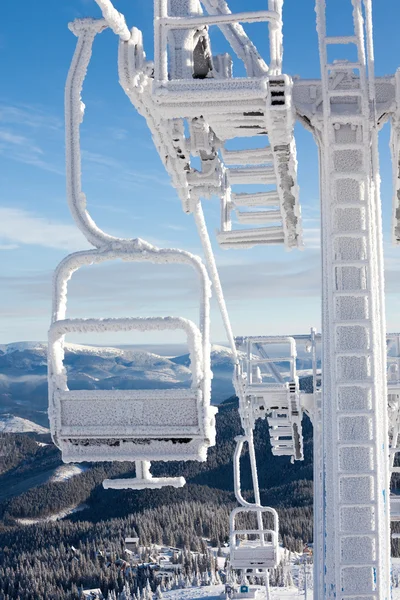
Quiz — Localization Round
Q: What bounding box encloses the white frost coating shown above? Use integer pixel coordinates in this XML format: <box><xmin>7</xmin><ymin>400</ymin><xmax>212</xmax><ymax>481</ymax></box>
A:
<box><xmin>314</xmin><ymin>1</ymin><xmax>390</xmax><ymax>598</ymax></box>
<box><xmin>391</xmin><ymin>69</ymin><xmax>400</xmax><ymax>245</ymax></box>
<box><xmin>116</xmin><ymin>1</ymin><xmax>302</xmax><ymax>251</ymax></box>
<box><xmin>49</xmin><ymin>316</ymin><xmax>217</xmax><ymax>464</ymax></box>
<box><xmin>48</xmin><ymin>245</ymin><xmax>216</xmax><ymax>467</ymax></box>
<box><xmin>229</xmin><ymin>506</ymin><xmax>279</xmax><ymax>570</ymax></box>
<box><xmin>93</xmin><ymin>0</ymin><xmax>130</xmax><ymax>41</ymax></box>
<box><xmin>48</xmin><ymin>10</ymin><xmax>220</xmax><ymax>486</ymax></box>
<box><xmin>233</xmin><ymin>336</ymin><xmax>303</xmax><ymax>461</ymax></box>
<box><xmin>55</xmin><ymin>0</ymin><xmax>399</xmax><ymax>589</ymax></box>
<box><xmin>104</xmin><ymin>460</ymin><xmax>185</xmax><ymax>489</ymax></box>
<box><xmin>66</xmin><ymin>18</ymin><xmax>148</xmax><ymax>248</ymax></box>
<box><xmin>103</xmin><ymin>476</ymin><xmax>186</xmax><ymax>490</ymax></box>
<box><xmin>192</xmin><ymin>201</ymin><xmax>238</xmax><ymax>362</ymax></box>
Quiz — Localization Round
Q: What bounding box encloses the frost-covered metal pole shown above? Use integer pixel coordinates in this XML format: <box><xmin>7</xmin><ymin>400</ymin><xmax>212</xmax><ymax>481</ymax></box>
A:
<box><xmin>314</xmin><ymin>1</ymin><xmax>391</xmax><ymax>598</ymax></box>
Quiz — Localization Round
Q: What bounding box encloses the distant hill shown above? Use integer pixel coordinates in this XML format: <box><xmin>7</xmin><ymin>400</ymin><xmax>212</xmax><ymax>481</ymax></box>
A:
<box><xmin>0</xmin><ymin>341</ymin><xmax>317</xmax><ymax>428</ymax></box>
<box><xmin>0</xmin><ymin>414</ymin><xmax>49</xmax><ymax>434</ymax></box>
<box><xmin>0</xmin><ymin>342</ymin><xmax>238</xmax><ymax>427</ymax></box>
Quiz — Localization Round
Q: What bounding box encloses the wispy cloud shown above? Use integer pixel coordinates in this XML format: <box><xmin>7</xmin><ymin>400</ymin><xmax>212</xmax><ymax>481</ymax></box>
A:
<box><xmin>0</xmin><ymin>103</ymin><xmax>63</xmax><ymax>173</ymax></box>
<box><xmin>0</xmin><ymin>128</ymin><xmax>63</xmax><ymax>174</ymax></box>
<box><xmin>0</xmin><ymin>103</ymin><xmax>62</xmax><ymax>132</ymax></box>
<box><xmin>0</xmin><ymin>207</ymin><xmax>90</xmax><ymax>251</ymax></box>
<box><xmin>82</xmin><ymin>150</ymin><xmax>171</xmax><ymax>190</ymax></box>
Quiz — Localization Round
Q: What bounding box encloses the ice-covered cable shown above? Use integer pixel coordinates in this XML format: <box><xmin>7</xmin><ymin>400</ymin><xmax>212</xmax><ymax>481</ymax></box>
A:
<box><xmin>93</xmin><ymin>0</ymin><xmax>131</xmax><ymax>41</ymax></box>
<box><xmin>200</xmin><ymin>0</ymin><xmax>269</xmax><ymax>76</ymax></box>
<box><xmin>193</xmin><ymin>200</ymin><xmax>238</xmax><ymax>363</ymax></box>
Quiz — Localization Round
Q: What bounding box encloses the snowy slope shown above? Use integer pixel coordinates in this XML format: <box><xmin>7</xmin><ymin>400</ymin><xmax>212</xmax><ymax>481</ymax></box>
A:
<box><xmin>0</xmin><ymin>414</ymin><xmax>49</xmax><ymax>434</ymax></box>
<box><xmin>51</xmin><ymin>464</ymin><xmax>88</xmax><ymax>482</ymax></box>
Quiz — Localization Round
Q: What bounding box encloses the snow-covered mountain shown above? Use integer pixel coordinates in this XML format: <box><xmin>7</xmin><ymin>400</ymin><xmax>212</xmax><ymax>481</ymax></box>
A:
<box><xmin>0</xmin><ymin>414</ymin><xmax>49</xmax><ymax>434</ymax></box>
<box><xmin>0</xmin><ymin>342</ymin><xmax>237</xmax><ymax>427</ymax></box>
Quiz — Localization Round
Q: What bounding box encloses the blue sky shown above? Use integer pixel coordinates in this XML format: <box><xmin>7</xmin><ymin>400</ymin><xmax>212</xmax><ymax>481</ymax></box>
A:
<box><xmin>1</xmin><ymin>0</ymin><xmax>400</xmax><ymax>347</ymax></box>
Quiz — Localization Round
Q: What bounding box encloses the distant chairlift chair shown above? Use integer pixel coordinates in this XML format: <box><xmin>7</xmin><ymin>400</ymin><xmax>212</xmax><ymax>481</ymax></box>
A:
<box><xmin>235</xmin><ymin>336</ymin><xmax>303</xmax><ymax>461</ymax></box>
<box><xmin>229</xmin><ymin>506</ymin><xmax>279</xmax><ymax>570</ymax></box>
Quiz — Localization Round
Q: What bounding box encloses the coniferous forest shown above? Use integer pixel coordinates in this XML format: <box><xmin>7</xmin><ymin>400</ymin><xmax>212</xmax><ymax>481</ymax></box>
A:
<box><xmin>0</xmin><ymin>398</ymin><xmax>314</xmax><ymax>599</ymax></box>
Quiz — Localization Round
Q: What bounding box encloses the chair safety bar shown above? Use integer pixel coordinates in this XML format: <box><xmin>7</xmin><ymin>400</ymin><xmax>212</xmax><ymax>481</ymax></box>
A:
<box><xmin>229</xmin><ymin>506</ymin><xmax>279</xmax><ymax>543</ymax></box>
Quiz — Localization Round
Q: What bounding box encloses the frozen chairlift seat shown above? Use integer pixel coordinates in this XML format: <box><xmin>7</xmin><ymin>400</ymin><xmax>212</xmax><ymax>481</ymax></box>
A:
<box><xmin>48</xmin><ymin>245</ymin><xmax>217</xmax><ymax>488</ymax></box>
<box><xmin>101</xmin><ymin>0</ymin><xmax>302</xmax><ymax>250</ymax></box>
<box><xmin>229</xmin><ymin>506</ymin><xmax>279</xmax><ymax>570</ymax></box>
<box><xmin>235</xmin><ymin>336</ymin><xmax>303</xmax><ymax>460</ymax></box>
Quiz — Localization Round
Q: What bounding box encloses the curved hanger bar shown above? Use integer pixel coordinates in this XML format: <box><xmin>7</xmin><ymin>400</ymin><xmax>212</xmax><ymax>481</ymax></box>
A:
<box><xmin>51</xmin><ymin>245</ymin><xmax>212</xmax><ymax>384</ymax></box>
<box><xmin>234</xmin><ymin>434</ymin><xmax>263</xmax><ymax>508</ymax></box>
<box><xmin>66</xmin><ymin>19</ymin><xmax>143</xmax><ymax>249</ymax></box>
<box><xmin>94</xmin><ymin>0</ymin><xmax>131</xmax><ymax>41</ymax></box>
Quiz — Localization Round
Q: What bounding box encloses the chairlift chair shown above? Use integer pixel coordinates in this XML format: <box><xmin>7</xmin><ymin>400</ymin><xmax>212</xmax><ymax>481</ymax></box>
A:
<box><xmin>229</xmin><ymin>506</ymin><xmax>279</xmax><ymax>570</ymax></box>
<box><xmin>48</xmin><ymin>246</ymin><xmax>216</xmax><ymax>489</ymax></box>
<box><xmin>99</xmin><ymin>0</ymin><xmax>303</xmax><ymax>249</ymax></box>
<box><xmin>235</xmin><ymin>336</ymin><xmax>303</xmax><ymax>460</ymax></box>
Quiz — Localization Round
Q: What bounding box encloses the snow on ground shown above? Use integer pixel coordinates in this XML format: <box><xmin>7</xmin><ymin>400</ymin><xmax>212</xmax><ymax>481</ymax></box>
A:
<box><xmin>0</xmin><ymin>414</ymin><xmax>49</xmax><ymax>434</ymax></box>
<box><xmin>16</xmin><ymin>503</ymin><xmax>88</xmax><ymax>525</ymax></box>
<box><xmin>162</xmin><ymin>586</ymin><xmax>303</xmax><ymax>600</ymax></box>
<box><xmin>51</xmin><ymin>464</ymin><xmax>88</xmax><ymax>482</ymax></box>
<box><xmin>163</xmin><ymin>585</ymin><xmax>224</xmax><ymax>600</ymax></box>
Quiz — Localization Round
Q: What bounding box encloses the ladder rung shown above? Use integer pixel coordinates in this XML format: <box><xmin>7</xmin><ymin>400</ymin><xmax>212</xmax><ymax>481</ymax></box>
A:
<box><xmin>217</xmin><ymin>228</ymin><xmax>284</xmax><ymax>248</ymax></box>
<box><xmin>333</xmin><ymin>291</ymin><xmax>370</xmax><ymax>297</ymax></box>
<box><xmin>329</xmin><ymin>89</ymin><xmax>363</xmax><ymax>97</ymax></box>
<box><xmin>325</xmin><ymin>36</ymin><xmax>358</xmax><ymax>45</ymax></box>
<box><xmin>330</xmin><ymin>115</ymin><xmax>366</xmax><ymax>124</ymax></box>
<box><xmin>338</xmin><ymin>502</ymin><xmax>376</xmax><ymax>508</ymax></box>
<box><xmin>332</xmin><ymin>231</ymin><xmax>367</xmax><ymax>238</ymax></box>
<box><xmin>236</xmin><ymin>210</ymin><xmax>282</xmax><ymax>225</ymax></box>
<box><xmin>331</xmin><ymin>201</ymin><xmax>366</xmax><ymax>208</ymax></box>
<box><xmin>232</xmin><ymin>191</ymin><xmax>280</xmax><ymax>207</ymax></box>
<box><xmin>227</xmin><ymin>166</ymin><xmax>276</xmax><ymax>185</ymax></box>
<box><xmin>332</xmin><ymin>260</ymin><xmax>368</xmax><ymax>267</ymax></box>
<box><xmin>340</xmin><ymin>592</ymin><xmax>378</xmax><ymax>600</ymax></box>
<box><xmin>331</xmin><ymin>143</ymin><xmax>364</xmax><ymax>150</ymax></box>
<box><xmin>339</xmin><ymin>560</ymin><xmax>378</xmax><ymax>567</ymax></box>
<box><xmin>336</xmin><ymin>380</ymin><xmax>373</xmax><ymax>388</ymax></box>
<box><xmin>327</xmin><ymin>62</ymin><xmax>361</xmax><ymax>71</ymax></box>
<box><xmin>336</xmin><ymin>378</ymin><xmax>373</xmax><ymax>385</ymax></box>
<box><xmin>222</xmin><ymin>147</ymin><xmax>273</xmax><ymax>166</ymax></box>
<box><xmin>331</xmin><ymin>172</ymin><xmax>366</xmax><ymax>181</ymax></box>
<box><xmin>159</xmin><ymin>10</ymin><xmax>281</xmax><ymax>29</ymax></box>
<box><xmin>270</xmin><ymin>427</ymin><xmax>293</xmax><ymax>435</ymax></box>
<box><xmin>391</xmin><ymin>467</ymin><xmax>400</xmax><ymax>473</ymax></box>
<box><xmin>336</xmin><ymin>351</ymin><xmax>371</xmax><ymax>357</ymax></box>
<box><xmin>250</xmin><ymin>356</ymin><xmax>291</xmax><ymax>363</ymax></box>
<box><xmin>337</xmin><ymin>410</ymin><xmax>374</xmax><ymax>417</ymax></box>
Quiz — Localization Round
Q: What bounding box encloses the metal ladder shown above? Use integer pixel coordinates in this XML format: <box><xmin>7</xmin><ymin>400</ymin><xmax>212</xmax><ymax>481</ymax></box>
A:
<box><xmin>316</xmin><ymin>0</ymin><xmax>390</xmax><ymax>598</ymax></box>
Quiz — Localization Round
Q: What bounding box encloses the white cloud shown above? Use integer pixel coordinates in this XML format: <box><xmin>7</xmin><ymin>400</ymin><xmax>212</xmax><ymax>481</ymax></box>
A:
<box><xmin>0</xmin><ymin>243</ymin><xmax>18</xmax><ymax>250</ymax></box>
<box><xmin>0</xmin><ymin>207</ymin><xmax>90</xmax><ymax>251</ymax></box>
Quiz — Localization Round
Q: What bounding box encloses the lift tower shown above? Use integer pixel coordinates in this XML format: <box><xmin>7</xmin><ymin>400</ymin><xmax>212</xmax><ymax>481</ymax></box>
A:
<box><xmin>312</xmin><ymin>2</ymin><xmax>390</xmax><ymax>598</ymax></box>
